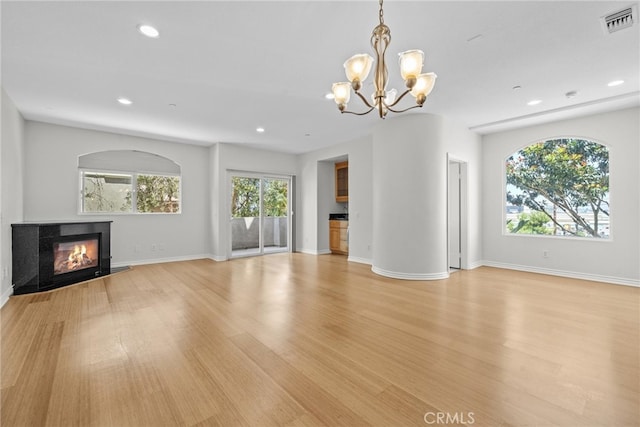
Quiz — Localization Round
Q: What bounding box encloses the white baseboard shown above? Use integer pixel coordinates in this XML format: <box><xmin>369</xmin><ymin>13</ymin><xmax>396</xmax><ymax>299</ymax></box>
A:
<box><xmin>371</xmin><ymin>265</ymin><xmax>449</xmax><ymax>281</ymax></box>
<box><xmin>111</xmin><ymin>253</ymin><xmax>214</xmax><ymax>269</ymax></box>
<box><xmin>208</xmin><ymin>255</ymin><xmax>227</xmax><ymax>262</ymax></box>
<box><xmin>466</xmin><ymin>260</ymin><xmax>484</xmax><ymax>270</ymax></box>
<box><xmin>481</xmin><ymin>261</ymin><xmax>640</xmax><ymax>287</ymax></box>
<box><xmin>1</xmin><ymin>285</ymin><xmax>14</xmax><ymax>308</ymax></box>
<box><xmin>347</xmin><ymin>256</ymin><xmax>372</xmax><ymax>265</ymax></box>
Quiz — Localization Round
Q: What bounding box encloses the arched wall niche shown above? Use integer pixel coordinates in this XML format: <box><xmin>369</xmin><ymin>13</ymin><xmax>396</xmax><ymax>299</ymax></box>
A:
<box><xmin>78</xmin><ymin>150</ymin><xmax>181</xmax><ymax>174</ymax></box>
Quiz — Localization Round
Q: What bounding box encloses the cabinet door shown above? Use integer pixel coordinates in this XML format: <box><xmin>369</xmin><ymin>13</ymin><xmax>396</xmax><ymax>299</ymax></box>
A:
<box><xmin>335</xmin><ymin>161</ymin><xmax>348</xmax><ymax>202</ymax></box>
<box><xmin>339</xmin><ymin>228</ymin><xmax>349</xmax><ymax>253</ymax></box>
<box><xmin>329</xmin><ymin>227</ymin><xmax>340</xmax><ymax>251</ymax></box>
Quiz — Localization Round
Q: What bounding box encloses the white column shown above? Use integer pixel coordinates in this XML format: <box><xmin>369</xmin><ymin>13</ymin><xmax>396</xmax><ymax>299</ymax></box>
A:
<box><xmin>371</xmin><ymin>114</ymin><xmax>449</xmax><ymax>280</ymax></box>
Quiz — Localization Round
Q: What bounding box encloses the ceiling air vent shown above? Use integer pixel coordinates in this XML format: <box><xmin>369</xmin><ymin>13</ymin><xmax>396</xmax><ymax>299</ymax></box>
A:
<box><xmin>601</xmin><ymin>5</ymin><xmax>637</xmax><ymax>34</ymax></box>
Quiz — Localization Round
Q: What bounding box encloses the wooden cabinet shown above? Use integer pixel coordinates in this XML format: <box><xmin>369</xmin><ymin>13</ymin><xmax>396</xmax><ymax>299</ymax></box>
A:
<box><xmin>329</xmin><ymin>220</ymin><xmax>348</xmax><ymax>255</ymax></box>
<box><xmin>335</xmin><ymin>161</ymin><xmax>348</xmax><ymax>202</ymax></box>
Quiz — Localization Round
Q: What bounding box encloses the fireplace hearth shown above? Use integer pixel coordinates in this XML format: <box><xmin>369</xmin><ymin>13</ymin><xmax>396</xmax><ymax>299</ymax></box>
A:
<box><xmin>12</xmin><ymin>221</ymin><xmax>112</xmax><ymax>295</ymax></box>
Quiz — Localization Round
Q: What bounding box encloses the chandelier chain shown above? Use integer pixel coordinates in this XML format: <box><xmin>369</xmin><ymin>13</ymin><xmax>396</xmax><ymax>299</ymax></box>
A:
<box><xmin>379</xmin><ymin>0</ymin><xmax>384</xmax><ymax>25</ymax></box>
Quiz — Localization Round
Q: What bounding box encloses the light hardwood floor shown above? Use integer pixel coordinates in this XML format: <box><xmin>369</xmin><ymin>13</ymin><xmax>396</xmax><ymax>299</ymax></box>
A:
<box><xmin>1</xmin><ymin>254</ymin><xmax>638</xmax><ymax>426</ymax></box>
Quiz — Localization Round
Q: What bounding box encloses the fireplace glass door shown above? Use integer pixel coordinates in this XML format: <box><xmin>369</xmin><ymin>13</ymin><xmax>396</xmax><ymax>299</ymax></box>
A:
<box><xmin>53</xmin><ymin>236</ymin><xmax>100</xmax><ymax>275</ymax></box>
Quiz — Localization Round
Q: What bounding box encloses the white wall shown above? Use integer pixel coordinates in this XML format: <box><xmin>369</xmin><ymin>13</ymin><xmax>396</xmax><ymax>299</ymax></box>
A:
<box><xmin>346</xmin><ymin>138</ymin><xmax>374</xmax><ymax>264</ymax></box>
<box><xmin>482</xmin><ymin>107</ymin><xmax>640</xmax><ymax>285</ymax></box>
<box><xmin>23</xmin><ymin>121</ymin><xmax>211</xmax><ymax>267</ymax></box>
<box><xmin>209</xmin><ymin>142</ymin><xmax>297</xmax><ymax>261</ymax></box>
<box><xmin>296</xmin><ymin>150</ymin><xmax>319</xmax><ymax>254</ymax></box>
<box><xmin>209</xmin><ymin>143</ymin><xmax>222</xmax><ymax>259</ymax></box>
<box><xmin>1</xmin><ymin>88</ymin><xmax>25</xmax><ymax>305</ymax></box>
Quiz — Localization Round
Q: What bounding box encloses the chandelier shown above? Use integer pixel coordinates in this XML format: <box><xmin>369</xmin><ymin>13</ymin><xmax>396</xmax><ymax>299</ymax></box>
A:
<box><xmin>331</xmin><ymin>0</ymin><xmax>437</xmax><ymax>118</ymax></box>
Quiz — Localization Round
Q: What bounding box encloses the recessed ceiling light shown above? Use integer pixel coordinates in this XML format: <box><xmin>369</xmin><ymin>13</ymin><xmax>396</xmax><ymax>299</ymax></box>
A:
<box><xmin>607</xmin><ymin>80</ymin><xmax>624</xmax><ymax>87</ymax></box>
<box><xmin>512</xmin><ymin>85</ymin><xmax>522</xmax><ymax>91</ymax></box>
<box><xmin>137</xmin><ymin>24</ymin><xmax>159</xmax><ymax>38</ymax></box>
<box><xmin>325</xmin><ymin>93</ymin><xmax>335</xmax><ymax>100</ymax></box>
<box><xmin>527</xmin><ymin>99</ymin><xmax>542</xmax><ymax>106</ymax></box>
<box><xmin>117</xmin><ymin>97</ymin><xmax>132</xmax><ymax>105</ymax></box>
<box><xmin>256</xmin><ymin>127</ymin><xmax>265</xmax><ymax>133</ymax></box>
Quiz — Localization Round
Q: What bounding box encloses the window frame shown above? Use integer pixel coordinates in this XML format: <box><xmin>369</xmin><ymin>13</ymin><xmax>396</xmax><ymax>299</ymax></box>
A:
<box><xmin>79</xmin><ymin>169</ymin><xmax>182</xmax><ymax>215</ymax></box>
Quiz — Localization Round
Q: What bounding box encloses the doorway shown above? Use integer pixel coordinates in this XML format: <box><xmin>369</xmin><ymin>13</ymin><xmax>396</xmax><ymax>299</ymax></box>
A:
<box><xmin>448</xmin><ymin>159</ymin><xmax>467</xmax><ymax>270</ymax></box>
<box><xmin>229</xmin><ymin>173</ymin><xmax>292</xmax><ymax>258</ymax></box>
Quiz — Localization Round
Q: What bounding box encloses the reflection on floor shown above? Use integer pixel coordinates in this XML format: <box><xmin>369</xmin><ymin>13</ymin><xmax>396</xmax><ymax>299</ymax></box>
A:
<box><xmin>232</xmin><ymin>246</ymin><xmax>289</xmax><ymax>258</ymax></box>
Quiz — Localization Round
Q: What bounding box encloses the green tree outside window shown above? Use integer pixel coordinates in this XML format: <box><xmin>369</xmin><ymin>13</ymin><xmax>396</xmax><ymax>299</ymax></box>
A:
<box><xmin>506</xmin><ymin>138</ymin><xmax>609</xmax><ymax>238</ymax></box>
<box><xmin>231</xmin><ymin>177</ymin><xmax>288</xmax><ymax>218</ymax></box>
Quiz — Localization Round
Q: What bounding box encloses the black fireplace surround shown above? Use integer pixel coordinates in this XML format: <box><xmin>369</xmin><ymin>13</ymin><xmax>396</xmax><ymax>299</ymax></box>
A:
<box><xmin>12</xmin><ymin>221</ymin><xmax>112</xmax><ymax>295</ymax></box>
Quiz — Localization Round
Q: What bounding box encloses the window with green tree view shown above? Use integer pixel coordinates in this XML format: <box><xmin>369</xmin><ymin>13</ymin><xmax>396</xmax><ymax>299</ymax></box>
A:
<box><xmin>505</xmin><ymin>138</ymin><xmax>609</xmax><ymax>238</ymax></box>
<box><xmin>79</xmin><ymin>150</ymin><xmax>181</xmax><ymax>214</ymax></box>
<box><xmin>82</xmin><ymin>172</ymin><xmax>180</xmax><ymax>213</ymax></box>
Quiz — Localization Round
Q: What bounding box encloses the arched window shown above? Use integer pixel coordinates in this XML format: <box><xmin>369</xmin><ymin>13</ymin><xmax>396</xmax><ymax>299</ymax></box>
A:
<box><xmin>505</xmin><ymin>138</ymin><xmax>609</xmax><ymax>238</ymax></box>
<box><xmin>78</xmin><ymin>150</ymin><xmax>181</xmax><ymax>214</ymax></box>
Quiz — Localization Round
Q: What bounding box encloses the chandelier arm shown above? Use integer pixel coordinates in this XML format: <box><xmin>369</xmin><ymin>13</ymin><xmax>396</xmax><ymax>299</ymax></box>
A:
<box><xmin>384</xmin><ymin>104</ymin><xmax>423</xmax><ymax>114</ymax></box>
<box><xmin>354</xmin><ymin>90</ymin><xmax>376</xmax><ymax>109</ymax></box>
<box><xmin>340</xmin><ymin>106</ymin><xmax>377</xmax><ymax>116</ymax></box>
<box><xmin>385</xmin><ymin>89</ymin><xmax>413</xmax><ymax>108</ymax></box>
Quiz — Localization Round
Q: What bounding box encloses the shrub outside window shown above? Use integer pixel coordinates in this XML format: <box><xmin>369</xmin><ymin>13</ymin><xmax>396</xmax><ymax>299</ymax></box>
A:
<box><xmin>81</xmin><ymin>171</ymin><xmax>180</xmax><ymax>214</ymax></box>
<box><xmin>505</xmin><ymin>138</ymin><xmax>609</xmax><ymax>238</ymax></box>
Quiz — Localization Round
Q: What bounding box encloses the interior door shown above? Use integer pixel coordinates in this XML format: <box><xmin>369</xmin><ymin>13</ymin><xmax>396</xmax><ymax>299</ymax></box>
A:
<box><xmin>448</xmin><ymin>161</ymin><xmax>461</xmax><ymax>269</ymax></box>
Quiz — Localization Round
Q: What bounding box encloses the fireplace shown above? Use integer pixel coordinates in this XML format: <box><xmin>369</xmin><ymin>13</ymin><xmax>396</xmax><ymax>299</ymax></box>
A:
<box><xmin>12</xmin><ymin>221</ymin><xmax>112</xmax><ymax>295</ymax></box>
<box><xmin>53</xmin><ymin>235</ymin><xmax>100</xmax><ymax>275</ymax></box>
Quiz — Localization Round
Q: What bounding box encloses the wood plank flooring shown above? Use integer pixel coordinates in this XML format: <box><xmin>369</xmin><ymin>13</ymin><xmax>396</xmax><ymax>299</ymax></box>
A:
<box><xmin>1</xmin><ymin>254</ymin><xmax>638</xmax><ymax>426</ymax></box>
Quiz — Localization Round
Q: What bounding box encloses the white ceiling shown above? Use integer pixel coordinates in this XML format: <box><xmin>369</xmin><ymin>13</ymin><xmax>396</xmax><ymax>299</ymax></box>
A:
<box><xmin>2</xmin><ymin>1</ymin><xmax>639</xmax><ymax>154</ymax></box>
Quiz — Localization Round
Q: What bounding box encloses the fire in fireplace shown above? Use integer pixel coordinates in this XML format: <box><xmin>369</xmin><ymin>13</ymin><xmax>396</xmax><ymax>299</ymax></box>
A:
<box><xmin>53</xmin><ymin>238</ymin><xmax>99</xmax><ymax>275</ymax></box>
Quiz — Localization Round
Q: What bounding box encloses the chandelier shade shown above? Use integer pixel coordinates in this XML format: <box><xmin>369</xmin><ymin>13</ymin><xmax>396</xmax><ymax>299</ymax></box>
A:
<box><xmin>410</xmin><ymin>72</ymin><xmax>437</xmax><ymax>100</ymax></box>
<box><xmin>331</xmin><ymin>0</ymin><xmax>436</xmax><ymax>118</ymax></box>
<box><xmin>398</xmin><ymin>50</ymin><xmax>424</xmax><ymax>82</ymax></box>
<box><xmin>344</xmin><ymin>54</ymin><xmax>374</xmax><ymax>84</ymax></box>
<box><xmin>332</xmin><ymin>82</ymin><xmax>351</xmax><ymax>107</ymax></box>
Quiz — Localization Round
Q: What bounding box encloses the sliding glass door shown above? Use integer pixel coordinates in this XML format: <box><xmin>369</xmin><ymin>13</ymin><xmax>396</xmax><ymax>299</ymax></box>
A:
<box><xmin>230</xmin><ymin>173</ymin><xmax>291</xmax><ymax>258</ymax></box>
<box><xmin>262</xmin><ymin>177</ymin><xmax>290</xmax><ymax>254</ymax></box>
<box><xmin>230</xmin><ymin>176</ymin><xmax>261</xmax><ymax>256</ymax></box>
